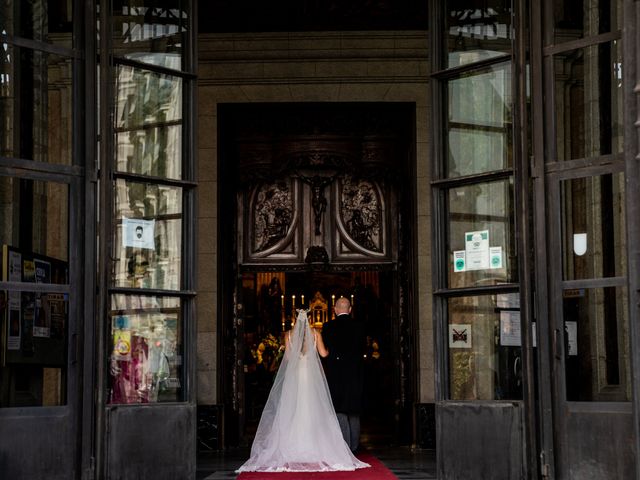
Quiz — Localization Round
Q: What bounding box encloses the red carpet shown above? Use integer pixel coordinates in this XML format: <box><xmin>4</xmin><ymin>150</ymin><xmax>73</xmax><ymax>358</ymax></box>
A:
<box><xmin>237</xmin><ymin>454</ymin><xmax>397</xmax><ymax>479</ymax></box>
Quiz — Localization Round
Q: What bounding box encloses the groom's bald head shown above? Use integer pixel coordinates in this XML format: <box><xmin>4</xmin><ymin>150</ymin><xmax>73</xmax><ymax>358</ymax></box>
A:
<box><xmin>334</xmin><ymin>297</ymin><xmax>351</xmax><ymax>315</ymax></box>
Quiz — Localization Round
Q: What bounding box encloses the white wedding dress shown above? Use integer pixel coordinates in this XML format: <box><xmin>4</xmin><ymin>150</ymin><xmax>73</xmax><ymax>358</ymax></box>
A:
<box><xmin>237</xmin><ymin>310</ymin><xmax>370</xmax><ymax>473</ymax></box>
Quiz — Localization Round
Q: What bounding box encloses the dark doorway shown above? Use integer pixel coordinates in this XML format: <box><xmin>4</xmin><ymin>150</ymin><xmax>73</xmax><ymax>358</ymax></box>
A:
<box><xmin>239</xmin><ymin>270</ymin><xmax>398</xmax><ymax>447</ymax></box>
<box><xmin>218</xmin><ymin>103</ymin><xmax>417</xmax><ymax>448</ymax></box>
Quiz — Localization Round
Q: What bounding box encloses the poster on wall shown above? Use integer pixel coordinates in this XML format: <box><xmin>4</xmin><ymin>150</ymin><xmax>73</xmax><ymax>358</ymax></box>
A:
<box><xmin>33</xmin><ymin>259</ymin><xmax>52</xmax><ymax>338</ymax></box>
<box><xmin>6</xmin><ymin>250</ymin><xmax>22</xmax><ymax>351</ymax></box>
<box><xmin>122</xmin><ymin>218</ymin><xmax>156</xmax><ymax>250</ymax></box>
<box><xmin>2</xmin><ymin>245</ymin><xmax>68</xmax><ymax>364</ymax></box>
<box><xmin>449</xmin><ymin>324</ymin><xmax>472</xmax><ymax>348</ymax></box>
<box><xmin>47</xmin><ymin>294</ymin><xmax>66</xmax><ymax>339</ymax></box>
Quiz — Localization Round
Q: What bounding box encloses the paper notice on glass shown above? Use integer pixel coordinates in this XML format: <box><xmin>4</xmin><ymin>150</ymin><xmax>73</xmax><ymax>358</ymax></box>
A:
<box><xmin>496</xmin><ymin>293</ymin><xmax>520</xmax><ymax>309</ymax></box>
<box><xmin>564</xmin><ymin>321</ymin><xmax>578</xmax><ymax>356</ymax></box>
<box><xmin>500</xmin><ymin>311</ymin><xmax>521</xmax><ymax>346</ymax></box>
<box><xmin>449</xmin><ymin>324</ymin><xmax>472</xmax><ymax>348</ymax></box>
<box><xmin>465</xmin><ymin>230</ymin><xmax>490</xmax><ymax>270</ymax></box>
<box><xmin>122</xmin><ymin>218</ymin><xmax>155</xmax><ymax>250</ymax></box>
<box><xmin>453</xmin><ymin>250</ymin><xmax>466</xmax><ymax>272</ymax></box>
<box><xmin>489</xmin><ymin>246</ymin><xmax>503</xmax><ymax>269</ymax></box>
<box><xmin>113</xmin><ymin>329</ymin><xmax>132</xmax><ymax>361</ymax></box>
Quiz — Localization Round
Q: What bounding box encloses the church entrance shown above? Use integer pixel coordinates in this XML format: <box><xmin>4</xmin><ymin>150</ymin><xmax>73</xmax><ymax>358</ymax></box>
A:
<box><xmin>239</xmin><ymin>270</ymin><xmax>397</xmax><ymax>446</ymax></box>
<box><xmin>218</xmin><ymin>103</ymin><xmax>417</xmax><ymax>447</ymax></box>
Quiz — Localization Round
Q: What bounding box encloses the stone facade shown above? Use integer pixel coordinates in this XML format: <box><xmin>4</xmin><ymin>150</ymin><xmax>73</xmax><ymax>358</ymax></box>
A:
<box><xmin>196</xmin><ymin>30</ymin><xmax>434</xmax><ymax>405</ymax></box>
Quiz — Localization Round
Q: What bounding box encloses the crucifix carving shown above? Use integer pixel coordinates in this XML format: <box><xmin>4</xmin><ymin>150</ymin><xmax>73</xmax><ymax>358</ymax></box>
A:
<box><xmin>298</xmin><ymin>174</ymin><xmax>335</xmax><ymax>235</ymax></box>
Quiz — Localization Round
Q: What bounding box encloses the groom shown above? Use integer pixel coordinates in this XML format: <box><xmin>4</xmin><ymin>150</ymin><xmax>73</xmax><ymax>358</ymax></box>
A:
<box><xmin>322</xmin><ymin>297</ymin><xmax>365</xmax><ymax>452</ymax></box>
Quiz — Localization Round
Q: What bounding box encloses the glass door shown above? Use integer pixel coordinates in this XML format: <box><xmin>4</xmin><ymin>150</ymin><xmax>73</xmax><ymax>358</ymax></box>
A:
<box><xmin>0</xmin><ymin>0</ymin><xmax>92</xmax><ymax>477</ymax></box>
<box><xmin>532</xmin><ymin>0</ymin><xmax>634</xmax><ymax>476</ymax></box>
<box><xmin>98</xmin><ymin>1</ymin><xmax>198</xmax><ymax>478</ymax></box>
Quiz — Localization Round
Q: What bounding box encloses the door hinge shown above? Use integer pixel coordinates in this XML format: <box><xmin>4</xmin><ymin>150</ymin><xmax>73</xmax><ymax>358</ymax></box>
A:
<box><xmin>540</xmin><ymin>451</ymin><xmax>550</xmax><ymax>479</ymax></box>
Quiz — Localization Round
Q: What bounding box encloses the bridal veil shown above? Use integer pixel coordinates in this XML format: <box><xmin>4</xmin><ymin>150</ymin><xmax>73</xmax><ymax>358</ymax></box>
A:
<box><xmin>236</xmin><ymin>310</ymin><xmax>370</xmax><ymax>472</ymax></box>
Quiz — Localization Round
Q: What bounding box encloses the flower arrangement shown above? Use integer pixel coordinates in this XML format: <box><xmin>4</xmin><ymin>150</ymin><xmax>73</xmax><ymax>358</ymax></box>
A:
<box><xmin>250</xmin><ymin>333</ymin><xmax>285</xmax><ymax>373</ymax></box>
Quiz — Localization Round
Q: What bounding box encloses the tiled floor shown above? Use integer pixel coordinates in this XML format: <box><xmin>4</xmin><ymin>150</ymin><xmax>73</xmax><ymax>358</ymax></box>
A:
<box><xmin>196</xmin><ymin>446</ymin><xmax>437</xmax><ymax>480</ymax></box>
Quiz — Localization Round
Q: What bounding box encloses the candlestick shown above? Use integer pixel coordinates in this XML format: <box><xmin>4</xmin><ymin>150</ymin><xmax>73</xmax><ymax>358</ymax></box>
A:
<box><xmin>331</xmin><ymin>294</ymin><xmax>335</xmax><ymax>320</ymax></box>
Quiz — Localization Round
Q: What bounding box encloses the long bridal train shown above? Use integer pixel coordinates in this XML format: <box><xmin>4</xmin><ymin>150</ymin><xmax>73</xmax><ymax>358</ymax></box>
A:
<box><xmin>236</xmin><ymin>310</ymin><xmax>370</xmax><ymax>472</ymax></box>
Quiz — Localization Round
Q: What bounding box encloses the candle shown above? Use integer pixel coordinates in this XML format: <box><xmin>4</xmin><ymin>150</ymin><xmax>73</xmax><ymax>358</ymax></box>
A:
<box><xmin>292</xmin><ymin>295</ymin><xmax>296</xmax><ymax>309</ymax></box>
<box><xmin>331</xmin><ymin>294</ymin><xmax>336</xmax><ymax>320</ymax></box>
<box><xmin>281</xmin><ymin>295</ymin><xmax>284</xmax><ymax>307</ymax></box>
<box><xmin>301</xmin><ymin>294</ymin><xmax>305</xmax><ymax>306</ymax></box>
<box><xmin>351</xmin><ymin>294</ymin><xmax>354</xmax><ymax>306</ymax></box>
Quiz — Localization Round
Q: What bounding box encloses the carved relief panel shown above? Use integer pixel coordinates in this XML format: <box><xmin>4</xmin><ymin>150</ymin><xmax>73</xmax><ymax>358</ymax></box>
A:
<box><xmin>242</xmin><ymin>178</ymin><xmax>303</xmax><ymax>263</ymax></box>
<box><xmin>240</xmin><ymin>173</ymin><xmax>394</xmax><ymax>267</ymax></box>
<box><xmin>231</xmin><ymin>104</ymin><xmax>407</xmax><ymax>269</ymax></box>
<box><xmin>332</xmin><ymin>175</ymin><xmax>392</xmax><ymax>263</ymax></box>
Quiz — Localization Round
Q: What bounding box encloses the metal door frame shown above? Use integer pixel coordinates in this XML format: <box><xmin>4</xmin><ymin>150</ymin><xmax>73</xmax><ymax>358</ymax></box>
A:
<box><xmin>94</xmin><ymin>1</ymin><xmax>199</xmax><ymax>478</ymax></box>
<box><xmin>530</xmin><ymin>0</ymin><xmax>638</xmax><ymax>477</ymax></box>
<box><xmin>0</xmin><ymin>0</ymin><xmax>96</xmax><ymax>477</ymax></box>
<box><xmin>623</xmin><ymin>0</ymin><xmax>640</xmax><ymax>477</ymax></box>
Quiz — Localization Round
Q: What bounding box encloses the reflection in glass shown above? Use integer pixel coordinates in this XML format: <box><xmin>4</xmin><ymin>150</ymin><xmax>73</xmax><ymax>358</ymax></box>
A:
<box><xmin>447</xmin><ymin>179</ymin><xmax>515</xmax><ymax>288</ymax></box>
<box><xmin>0</xmin><ymin>0</ymin><xmax>73</xmax><ymax>42</ymax></box>
<box><xmin>0</xmin><ymin>175</ymin><xmax>70</xmax><ymax>408</ymax></box>
<box><xmin>552</xmin><ymin>0</ymin><xmax>619</xmax><ymax>45</ymax></box>
<box><xmin>0</xmin><ymin>176</ymin><xmax>69</xmax><ymax>261</ymax></box>
<box><xmin>448</xmin><ymin>294</ymin><xmax>522</xmax><ymax>400</ymax></box>
<box><xmin>0</xmin><ymin>46</ymin><xmax>74</xmax><ymax>165</ymax></box>
<box><xmin>112</xmin><ymin>0</ymin><xmax>188</xmax><ymax>69</ymax></box>
<box><xmin>108</xmin><ymin>295</ymin><xmax>183</xmax><ymax>404</ymax></box>
<box><xmin>563</xmin><ymin>287</ymin><xmax>630</xmax><ymax>401</ymax></box>
<box><xmin>554</xmin><ymin>41</ymin><xmax>623</xmax><ymax>161</ymax></box>
<box><xmin>113</xmin><ymin>180</ymin><xmax>182</xmax><ymax>290</ymax></box>
<box><xmin>0</xmin><ymin>288</ymin><xmax>69</xmax><ymax>407</ymax></box>
<box><xmin>447</xmin><ymin>63</ymin><xmax>512</xmax><ymax>177</ymax></box>
<box><xmin>446</xmin><ymin>0</ymin><xmax>512</xmax><ymax>67</ymax></box>
<box><xmin>115</xmin><ymin>65</ymin><xmax>183</xmax><ymax>179</ymax></box>
<box><xmin>561</xmin><ymin>173</ymin><xmax>625</xmax><ymax>280</ymax></box>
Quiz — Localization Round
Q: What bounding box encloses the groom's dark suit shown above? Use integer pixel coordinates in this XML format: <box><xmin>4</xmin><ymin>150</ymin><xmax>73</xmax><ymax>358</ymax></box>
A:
<box><xmin>322</xmin><ymin>313</ymin><xmax>365</xmax><ymax>450</ymax></box>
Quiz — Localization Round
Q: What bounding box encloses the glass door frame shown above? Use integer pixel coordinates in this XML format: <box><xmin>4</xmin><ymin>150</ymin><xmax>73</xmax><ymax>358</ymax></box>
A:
<box><xmin>623</xmin><ymin>0</ymin><xmax>640</xmax><ymax>475</ymax></box>
<box><xmin>94</xmin><ymin>0</ymin><xmax>198</xmax><ymax>478</ymax></box>
<box><xmin>0</xmin><ymin>0</ymin><xmax>97</xmax><ymax>476</ymax></box>
<box><xmin>429</xmin><ymin>0</ymin><xmax>538</xmax><ymax>477</ymax></box>
<box><xmin>530</xmin><ymin>0</ymin><xmax>636</xmax><ymax>477</ymax></box>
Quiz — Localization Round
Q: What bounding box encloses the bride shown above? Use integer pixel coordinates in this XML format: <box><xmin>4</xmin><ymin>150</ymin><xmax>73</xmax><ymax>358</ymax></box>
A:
<box><xmin>237</xmin><ymin>310</ymin><xmax>370</xmax><ymax>472</ymax></box>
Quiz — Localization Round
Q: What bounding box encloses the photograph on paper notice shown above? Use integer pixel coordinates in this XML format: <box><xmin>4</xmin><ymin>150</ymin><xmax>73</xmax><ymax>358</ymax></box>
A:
<box><xmin>122</xmin><ymin>218</ymin><xmax>156</xmax><ymax>250</ymax></box>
